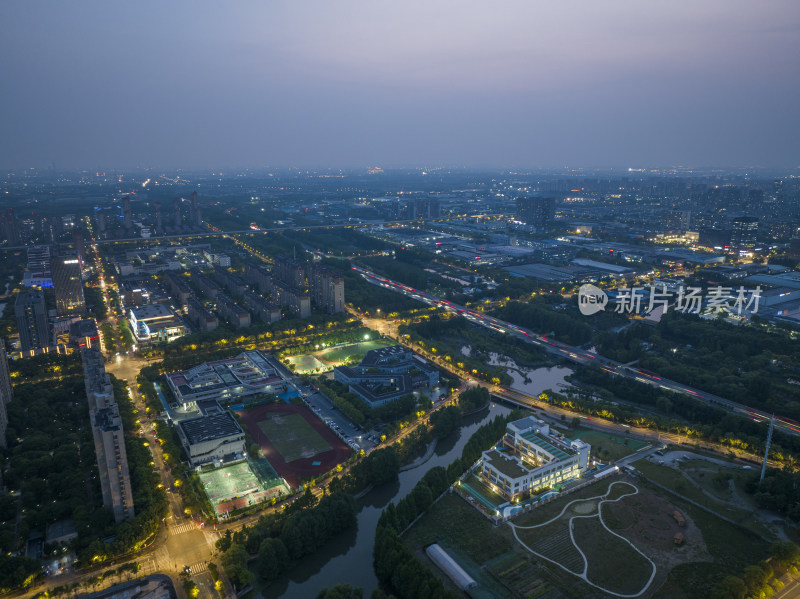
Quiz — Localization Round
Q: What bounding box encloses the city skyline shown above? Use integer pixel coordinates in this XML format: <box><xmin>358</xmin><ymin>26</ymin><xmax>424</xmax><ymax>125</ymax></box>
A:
<box><xmin>1</xmin><ymin>1</ymin><xmax>798</xmax><ymax>171</ymax></box>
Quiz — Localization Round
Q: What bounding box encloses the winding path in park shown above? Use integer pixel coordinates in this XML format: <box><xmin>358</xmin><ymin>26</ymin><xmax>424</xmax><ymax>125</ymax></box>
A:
<box><xmin>508</xmin><ymin>481</ymin><xmax>657</xmax><ymax>598</ymax></box>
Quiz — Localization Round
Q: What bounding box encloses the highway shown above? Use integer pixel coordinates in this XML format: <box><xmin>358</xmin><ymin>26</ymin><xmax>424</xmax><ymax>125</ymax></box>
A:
<box><xmin>352</xmin><ymin>264</ymin><xmax>800</xmax><ymax>438</ymax></box>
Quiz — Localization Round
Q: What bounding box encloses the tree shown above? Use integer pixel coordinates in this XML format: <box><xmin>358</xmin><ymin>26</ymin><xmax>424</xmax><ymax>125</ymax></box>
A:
<box><xmin>316</xmin><ymin>584</ymin><xmax>364</xmax><ymax>599</ymax></box>
<box><xmin>221</xmin><ymin>542</ymin><xmax>254</xmax><ymax>588</ymax></box>
<box><xmin>430</xmin><ymin>406</ymin><xmax>460</xmax><ymax>439</ymax></box>
<box><xmin>256</xmin><ymin>537</ymin><xmax>289</xmax><ymax>582</ymax></box>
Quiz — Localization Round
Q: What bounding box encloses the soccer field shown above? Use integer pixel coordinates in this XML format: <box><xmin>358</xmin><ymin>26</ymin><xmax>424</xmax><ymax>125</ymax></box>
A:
<box><xmin>258</xmin><ymin>412</ymin><xmax>332</xmax><ymax>462</ymax></box>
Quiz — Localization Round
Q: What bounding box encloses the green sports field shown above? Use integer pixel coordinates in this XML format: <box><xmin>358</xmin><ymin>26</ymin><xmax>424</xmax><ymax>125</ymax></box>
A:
<box><xmin>284</xmin><ymin>338</ymin><xmax>394</xmax><ymax>373</ymax></box>
<box><xmin>258</xmin><ymin>412</ymin><xmax>332</xmax><ymax>462</ymax></box>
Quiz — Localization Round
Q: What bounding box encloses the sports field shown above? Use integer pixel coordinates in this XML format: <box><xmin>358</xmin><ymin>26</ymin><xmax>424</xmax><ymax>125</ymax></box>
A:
<box><xmin>198</xmin><ymin>459</ymin><xmax>289</xmax><ymax>515</ymax></box>
<box><xmin>258</xmin><ymin>412</ymin><xmax>332</xmax><ymax>462</ymax></box>
<box><xmin>238</xmin><ymin>404</ymin><xmax>351</xmax><ymax>487</ymax></box>
<box><xmin>284</xmin><ymin>338</ymin><xmax>394</xmax><ymax>373</ymax></box>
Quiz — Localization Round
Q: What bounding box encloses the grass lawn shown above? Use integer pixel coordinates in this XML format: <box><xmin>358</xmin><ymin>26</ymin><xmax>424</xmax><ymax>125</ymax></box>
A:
<box><xmin>651</xmin><ymin>494</ymin><xmax>770</xmax><ymax>599</ymax></box>
<box><xmin>402</xmin><ymin>494</ymin><xmax>517</xmax><ymax>598</ymax></box>
<box><xmin>284</xmin><ymin>339</ymin><xmax>394</xmax><ymax>373</ymax></box>
<box><xmin>568</xmin><ymin>429</ymin><xmax>648</xmax><ymax>461</ymax></box>
<box><xmin>513</xmin><ymin>478</ymin><xmax>619</xmax><ymax>527</ymax></box>
<box><xmin>573</xmin><ymin>516</ymin><xmax>654</xmax><ymax>596</ymax></box>
<box><xmin>258</xmin><ymin>412</ymin><xmax>331</xmax><ymax>462</ymax></box>
<box><xmin>633</xmin><ymin>459</ymin><xmax>754</xmax><ymax>522</ymax></box>
<box><xmin>317</xmin><ymin>338</ymin><xmax>394</xmax><ymax>363</ymax></box>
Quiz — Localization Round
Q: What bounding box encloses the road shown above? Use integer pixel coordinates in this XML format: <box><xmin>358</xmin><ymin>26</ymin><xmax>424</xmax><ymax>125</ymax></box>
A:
<box><xmin>352</xmin><ymin>264</ymin><xmax>800</xmax><ymax>438</ymax></box>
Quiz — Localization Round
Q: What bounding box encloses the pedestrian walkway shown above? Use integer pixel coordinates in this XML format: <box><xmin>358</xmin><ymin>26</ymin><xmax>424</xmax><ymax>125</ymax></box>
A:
<box><xmin>169</xmin><ymin>522</ymin><xmax>197</xmax><ymax>536</ymax></box>
<box><xmin>187</xmin><ymin>561</ymin><xmax>208</xmax><ymax>575</ymax></box>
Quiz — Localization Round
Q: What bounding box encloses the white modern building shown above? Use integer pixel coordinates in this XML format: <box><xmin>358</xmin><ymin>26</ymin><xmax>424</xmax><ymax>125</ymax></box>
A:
<box><xmin>165</xmin><ymin>350</ymin><xmax>286</xmax><ymax>406</ymax></box>
<box><xmin>128</xmin><ymin>303</ymin><xmax>186</xmax><ymax>344</ymax></box>
<box><xmin>479</xmin><ymin>416</ymin><xmax>590</xmax><ymax>502</ymax></box>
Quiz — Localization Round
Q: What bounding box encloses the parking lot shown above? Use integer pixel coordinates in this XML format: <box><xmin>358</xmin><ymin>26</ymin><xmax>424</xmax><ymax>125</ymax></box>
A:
<box><xmin>300</xmin><ymin>389</ymin><xmax>378</xmax><ymax>453</ymax></box>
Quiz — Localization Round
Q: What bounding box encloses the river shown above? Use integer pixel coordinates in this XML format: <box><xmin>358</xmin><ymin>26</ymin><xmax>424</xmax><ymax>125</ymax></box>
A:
<box><xmin>255</xmin><ymin>402</ymin><xmax>513</xmax><ymax>598</ymax></box>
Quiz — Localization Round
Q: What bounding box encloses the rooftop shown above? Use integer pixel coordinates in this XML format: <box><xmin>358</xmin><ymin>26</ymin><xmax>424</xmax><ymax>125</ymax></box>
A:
<box><xmin>178</xmin><ymin>411</ymin><xmax>243</xmax><ymax>445</ymax></box>
<box><xmin>483</xmin><ymin>449</ymin><xmax>528</xmax><ymax>479</ymax></box>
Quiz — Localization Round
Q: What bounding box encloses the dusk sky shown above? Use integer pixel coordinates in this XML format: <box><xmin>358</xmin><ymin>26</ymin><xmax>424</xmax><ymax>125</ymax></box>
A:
<box><xmin>1</xmin><ymin>1</ymin><xmax>798</xmax><ymax>170</ymax></box>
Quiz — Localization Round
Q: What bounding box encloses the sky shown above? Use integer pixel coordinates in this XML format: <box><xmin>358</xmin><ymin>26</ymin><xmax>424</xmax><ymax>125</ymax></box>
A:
<box><xmin>1</xmin><ymin>1</ymin><xmax>799</xmax><ymax>170</ymax></box>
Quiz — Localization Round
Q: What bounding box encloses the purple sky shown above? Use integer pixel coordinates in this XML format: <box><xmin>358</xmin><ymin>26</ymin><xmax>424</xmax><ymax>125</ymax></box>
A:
<box><xmin>1</xmin><ymin>1</ymin><xmax>798</xmax><ymax>170</ymax></box>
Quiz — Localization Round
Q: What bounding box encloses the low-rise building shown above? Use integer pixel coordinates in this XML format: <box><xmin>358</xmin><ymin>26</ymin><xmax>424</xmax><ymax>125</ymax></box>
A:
<box><xmin>165</xmin><ymin>350</ymin><xmax>286</xmax><ymax>405</ymax></box>
<box><xmin>242</xmin><ymin>290</ymin><xmax>282</xmax><ymax>323</ymax></box>
<box><xmin>478</xmin><ymin>416</ymin><xmax>590</xmax><ymax>502</ymax></box>
<box><xmin>187</xmin><ymin>296</ymin><xmax>219</xmax><ymax>331</ymax></box>
<box><xmin>334</xmin><ymin>345</ymin><xmax>438</xmax><ymax>407</ymax></box>
<box><xmin>129</xmin><ymin>303</ymin><xmax>186</xmax><ymax>344</ymax></box>
<box><xmin>176</xmin><ymin>411</ymin><xmax>246</xmax><ymax>468</ymax></box>
<box><xmin>216</xmin><ymin>293</ymin><xmax>251</xmax><ymax>328</ymax></box>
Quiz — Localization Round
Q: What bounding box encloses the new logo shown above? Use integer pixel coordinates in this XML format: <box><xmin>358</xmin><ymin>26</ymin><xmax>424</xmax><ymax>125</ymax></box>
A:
<box><xmin>578</xmin><ymin>284</ymin><xmax>608</xmax><ymax>315</ymax></box>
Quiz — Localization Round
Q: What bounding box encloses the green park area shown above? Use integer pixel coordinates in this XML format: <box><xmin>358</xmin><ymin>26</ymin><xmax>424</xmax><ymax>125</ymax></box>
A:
<box><xmin>283</xmin><ymin>338</ymin><xmax>395</xmax><ymax>374</ymax></box>
<box><xmin>405</xmin><ymin>472</ymin><xmax>779</xmax><ymax>599</ymax></box>
<box><xmin>258</xmin><ymin>412</ymin><xmax>331</xmax><ymax>462</ymax></box>
<box><xmin>568</xmin><ymin>429</ymin><xmax>648</xmax><ymax>462</ymax></box>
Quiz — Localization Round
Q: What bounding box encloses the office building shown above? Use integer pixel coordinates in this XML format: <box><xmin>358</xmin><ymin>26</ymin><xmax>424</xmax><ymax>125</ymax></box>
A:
<box><xmin>52</xmin><ymin>255</ymin><xmax>85</xmax><ymax>316</ymax></box>
<box><xmin>516</xmin><ymin>196</ymin><xmax>556</xmax><ymax>230</ymax></box>
<box><xmin>731</xmin><ymin>216</ymin><xmax>759</xmax><ymax>252</ymax></box>
<box><xmin>82</xmin><ymin>347</ymin><xmax>135</xmax><ymax>522</ymax></box>
<box><xmin>478</xmin><ymin>416</ymin><xmax>590</xmax><ymax>502</ymax></box>
<box><xmin>16</xmin><ymin>289</ymin><xmax>50</xmax><ymax>351</ymax></box>
<box><xmin>0</xmin><ymin>340</ymin><xmax>12</xmax><ymax>448</ymax></box>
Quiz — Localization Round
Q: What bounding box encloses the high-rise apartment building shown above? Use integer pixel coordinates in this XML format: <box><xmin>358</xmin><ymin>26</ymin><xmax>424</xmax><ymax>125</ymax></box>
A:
<box><xmin>52</xmin><ymin>255</ymin><xmax>85</xmax><ymax>316</ymax></box>
<box><xmin>96</xmin><ymin>208</ymin><xmax>107</xmax><ymax>236</ymax></box>
<box><xmin>82</xmin><ymin>346</ymin><xmax>135</xmax><ymax>522</ymax></box>
<box><xmin>731</xmin><ymin>216</ymin><xmax>759</xmax><ymax>251</ymax></box>
<box><xmin>0</xmin><ymin>340</ymin><xmax>12</xmax><ymax>448</ymax></box>
<box><xmin>308</xmin><ymin>263</ymin><xmax>345</xmax><ymax>313</ymax></box>
<box><xmin>0</xmin><ymin>208</ymin><xmax>20</xmax><ymax>245</ymax></box>
<box><xmin>407</xmin><ymin>198</ymin><xmax>441</xmax><ymax>220</ymax></box>
<box><xmin>122</xmin><ymin>195</ymin><xmax>133</xmax><ymax>232</ymax></box>
<box><xmin>516</xmin><ymin>196</ymin><xmax>556</xmax><ymax>230</ymax></box>
<box><xmin>189</xmin><ymin>191</ymin><xmax>202</xmax><ymax>227</ymax></box>
<box><xmin>173</xmin><ymin>197</ymin><xmax>182</xmax><ymax>229</ymax></box>
<box><xmin>275</xmin><ymin>255</ymin><xmax>306</xmax><ymax>289</ymax></box>
<box><xmin>155</xmin><ymin>202</ymin><xmax>163</xmax><ymax>234</ymax></box>
<box><xmin>15</xmin><ymin>289</ymin><xmax>50</xmax><ymax>351</ymax></box>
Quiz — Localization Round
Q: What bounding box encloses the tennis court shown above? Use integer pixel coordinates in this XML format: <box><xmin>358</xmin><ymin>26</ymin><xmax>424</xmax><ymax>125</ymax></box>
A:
<box><xmin>198</xmin><ymin>459</ymin><xmax>287</xmax><ymax>507</ymax></box>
